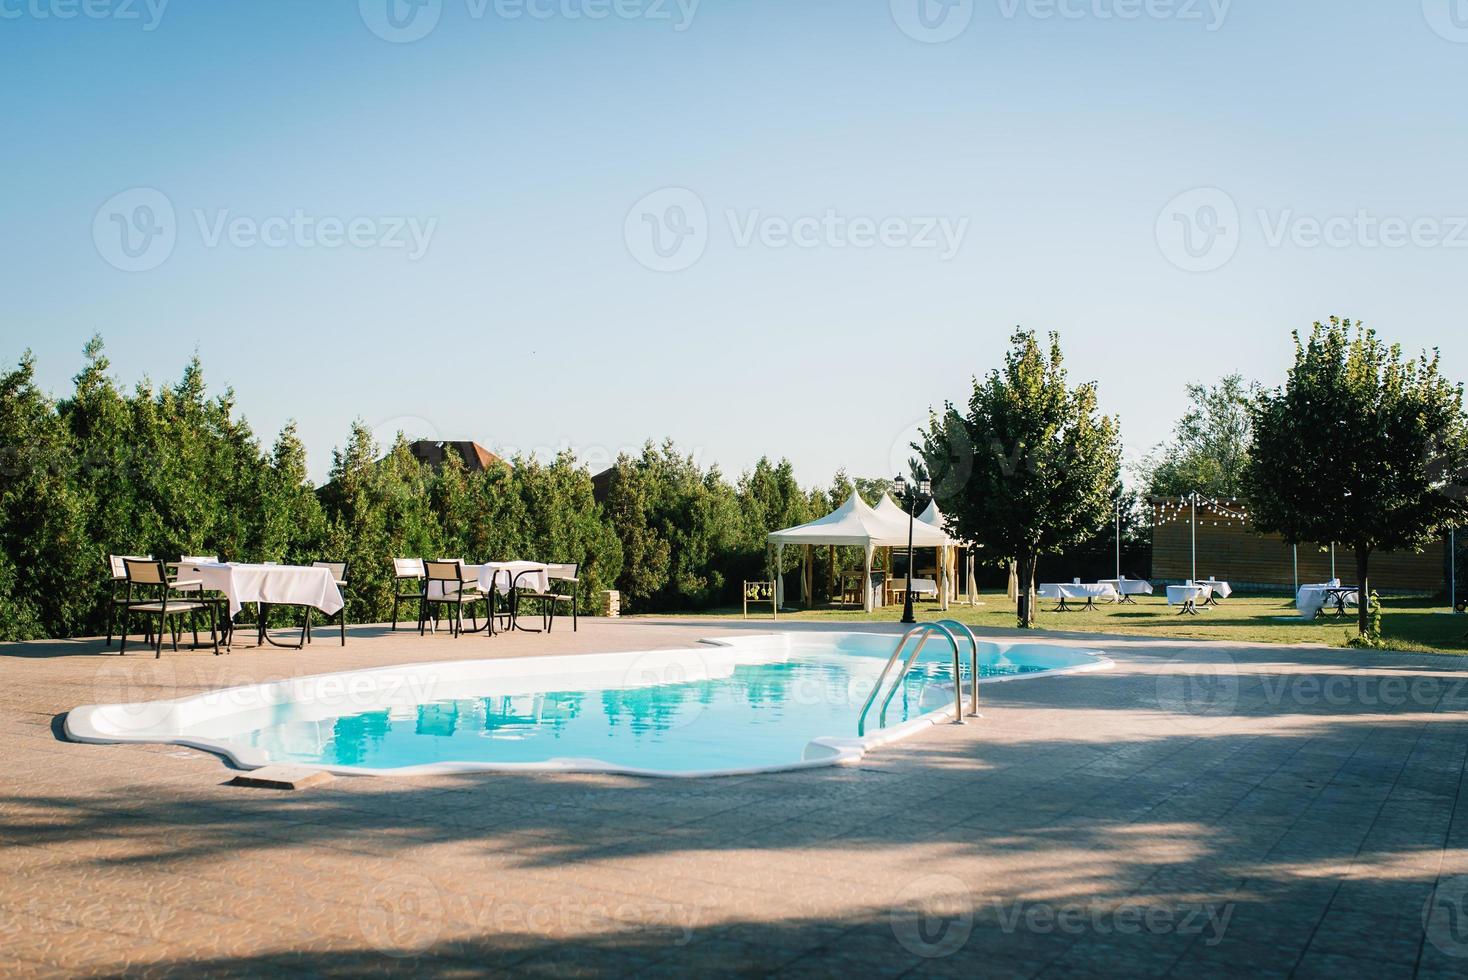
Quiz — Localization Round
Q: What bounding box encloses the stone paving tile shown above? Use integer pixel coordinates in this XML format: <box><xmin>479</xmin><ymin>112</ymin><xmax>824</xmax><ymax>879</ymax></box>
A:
<box><xmin>4</xmin><ymin>621</ymin><xmax>1468</xmax><ymax>976</ymax></box>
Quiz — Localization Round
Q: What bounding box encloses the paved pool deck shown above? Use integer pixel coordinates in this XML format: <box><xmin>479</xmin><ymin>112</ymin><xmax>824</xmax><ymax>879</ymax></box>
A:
<box><xmin>3</xmin><ymin>618</ymin><xmax>1467</xmax><ymax>978</ymax></box>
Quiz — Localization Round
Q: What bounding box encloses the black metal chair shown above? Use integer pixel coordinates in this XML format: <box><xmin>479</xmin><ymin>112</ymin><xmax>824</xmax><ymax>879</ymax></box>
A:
<box><xmin>391</xmin><ymin>558</ymin><xmax>425</xmax><ymax>632</ymax></box>
<box><xmin>420</xmin><ymin>560</ymin><xmax>488</xmax><ymax>638</ymax></box>
<box><xmin>105</xmin><ymin>553</ymin><xmax>152</xmax><ymax>648</ymax></box>
<box><xmin>522</xmin><ymin>563</ymin><xmax>579</xmax><ymax>633</ymax></box>
<box><xmin>169</xmin><ymin>555</ymin><xmax>233</xmax><ymax>646</ymax></box>
<box><xmin>118</xmin><ymin>558</ymin><xmax>219</xmax><ymax>658</ymax></box>
<box><xmin>305</xmin><ymin>561</ymin><xmax>349</xmax><ymax>646</ymax></box>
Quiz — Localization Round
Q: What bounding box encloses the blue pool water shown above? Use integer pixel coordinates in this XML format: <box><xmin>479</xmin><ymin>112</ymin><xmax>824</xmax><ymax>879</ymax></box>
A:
<box><xmin>159</xmin><ymin>632</ymin><xmax>1105</xmax><ymax>774</ymax></box>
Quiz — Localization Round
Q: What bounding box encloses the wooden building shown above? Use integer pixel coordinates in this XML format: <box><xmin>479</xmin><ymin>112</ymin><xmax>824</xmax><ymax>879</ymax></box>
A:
<box><xmin>1149</xmin><ymin>496</ymin><xmax>1447</xmax><ymax>593</ymax></box>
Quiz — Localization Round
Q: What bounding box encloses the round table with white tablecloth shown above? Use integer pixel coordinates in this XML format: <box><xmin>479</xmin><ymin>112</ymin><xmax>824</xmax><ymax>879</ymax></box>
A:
<box><xmin>1099</xmin><ymin>578</ymin><xmax>1153</xmax><ymax>604</ymax></box>
<box><xmin>1166</xmin><ymin>583</ymin><xmax>1211</xmax><ymax>615</ymax></box>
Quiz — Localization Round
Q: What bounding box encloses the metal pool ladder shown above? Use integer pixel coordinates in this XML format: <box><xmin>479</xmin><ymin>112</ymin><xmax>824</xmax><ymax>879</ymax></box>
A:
<box><xmin>857</xmin><ymin>621</ymin><xmax>981</xmax><ymax>737</ymax></box>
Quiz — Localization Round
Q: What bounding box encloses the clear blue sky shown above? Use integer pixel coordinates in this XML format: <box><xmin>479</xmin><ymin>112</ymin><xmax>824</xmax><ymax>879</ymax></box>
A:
<box><xmin>4</xmin><ymin>1</ymin><xmax>1467</xmax><ymax>485</ymax></box>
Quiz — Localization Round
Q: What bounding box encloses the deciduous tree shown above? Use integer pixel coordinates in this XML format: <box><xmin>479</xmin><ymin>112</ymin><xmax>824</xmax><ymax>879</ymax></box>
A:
<box><xmin>919</xmin><ymin>330</ymin><xmax>1122</xmax><ymax>627</ymax></box>
<box><xmin>1244</xmin><ymin>318</ymin><xmax>1468</xmax><ymax>636</ymax></box>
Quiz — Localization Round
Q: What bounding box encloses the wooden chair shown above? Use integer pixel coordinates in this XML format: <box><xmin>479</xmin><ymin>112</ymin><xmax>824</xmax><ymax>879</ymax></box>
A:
<box><xmin>119</xmin><ymin>558</ymin><xmax>219</xmax><ymax>658</ymax></box>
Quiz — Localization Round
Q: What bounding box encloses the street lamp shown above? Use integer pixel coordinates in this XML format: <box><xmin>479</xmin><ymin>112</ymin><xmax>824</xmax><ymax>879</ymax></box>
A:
<box><xmin>893</xmin><ymin>474</ymin><xmax>931</xmax><ymax>625</ymax></box>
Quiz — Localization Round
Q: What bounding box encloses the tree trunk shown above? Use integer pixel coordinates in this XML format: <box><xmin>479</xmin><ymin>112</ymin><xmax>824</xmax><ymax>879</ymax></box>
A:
<box><xmin>1356</xmin><ymin>546</ymin><xmax>1372</xmax><ymax>636</ymax></box>
<box><xmin>1016</xmin><ymin>551</ymin><xmax>1037</xmax><ymax>629</ymax></box>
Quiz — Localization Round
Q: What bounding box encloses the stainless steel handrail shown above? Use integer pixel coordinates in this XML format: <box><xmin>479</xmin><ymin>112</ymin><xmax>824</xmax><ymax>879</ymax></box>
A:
<box><xmin>857</xmin><ymin>623</ymin><xmax>964</xmax><ymax>736</ymax></box>
<box><xmin>878</xmin><ymin>622</ymin><xmax>962</xmax><ymax>730</ymax></box>
<box><xmin>935</xmin><ymin>619</ymin><xmax>980</xmax><ymax>715</ymax></box>
<box><xmin>856</xmin><ymin>624</ymin><xmax>931</xmax><ymax>737</ymax></box>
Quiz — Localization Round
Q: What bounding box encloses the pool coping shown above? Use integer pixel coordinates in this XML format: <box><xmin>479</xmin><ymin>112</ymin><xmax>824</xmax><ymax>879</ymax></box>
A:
<box><xmin>63</xmin><ymin>632</ymin><xmax>1113</xmax><ymax>779</ymax></box>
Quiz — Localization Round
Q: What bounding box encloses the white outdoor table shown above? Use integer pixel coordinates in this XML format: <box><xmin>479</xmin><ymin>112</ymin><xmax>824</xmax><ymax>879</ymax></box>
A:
<box><xmin>455</xmin><ymin>561</ymin><xmax>552</xmax><ymax>632</ymax></box>
<box><xmin>1198</xmin><ymin>579</ymin><xmax>1232</xmax><ymax>603</ymax></box>
<box><xmin>1099</xmin><ymin>578</ymin><xmax>1153</xmax><ymax>604</ymax></box>
<box><xmin>474</xmin><ymin>561</ymin><xmax>551</xmax><ymax>597</ymax></box>
<box><xmin>1039</xmin><ymin>582</ymin><xmax>1119</xmax><ymax>612</ymax></box>
<box><xmin>892</xmin><ymin>577</ymin><xmax>939</xmax><ymax>601</ymax></box>
<box><xmin>1296</xmin><ymin>583</ymin><xmax>1358</xmax><ymax>620</ymax></box>
<box><xmin>1166</xmin><ymin>584</ymin><xmax>1209</xmax><ymax>615</ymax></box>
<box><xmin>181</xmin><ymin>562</ymin><xmax>343</xmax><ymax>648</ymax></box>
<box><xmin>181</xmin><ymin>562</ymin><xmax>343</xmax><ymax>619</ymax></box>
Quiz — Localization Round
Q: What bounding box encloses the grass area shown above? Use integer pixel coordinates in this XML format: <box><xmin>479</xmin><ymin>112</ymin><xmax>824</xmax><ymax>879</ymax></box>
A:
<box><xmin>642</xmin><ymin>594</ymin><xmax>1468</xmax><ymax>654</ymax></box>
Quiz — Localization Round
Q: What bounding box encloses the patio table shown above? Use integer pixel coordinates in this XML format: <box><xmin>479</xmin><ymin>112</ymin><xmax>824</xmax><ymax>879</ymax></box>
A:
<box><xmin>1296</xmin><ymin>582</ymin><xmax>1358</xmax><ymax>620</ymax></box>
<box><xmin>180</xmin><ymin>562</ymin><xmax>343</xmax><ymax>648</ymax></box>
<box><xmin>1039</xmin><ymin>582</ymin><xmax>1119</xmax><ymax>612</ymax></box>
<box><xmin>1198</xmin><ymin>578</ymin><xmax>1232</xmax><ymax>604</ymax></box>
<box><xmin>890</xmin><ymin>577</ymin><xmax>939</xmax><ymax>603</ymax></box>
<box><xmin>1099</xmin><ymin>578</ymin><xmax>1153</xmax><ymax>604</ymax></box>
<box><xmin>427</xmin><ymin>561</ymin><xmax>553</xmax><ymax>633</ymax></box>
<box><xmin>1166</xmin><ymin>584</ymin><xmax>1209</xmax><ymax>615</ymax></box>
<box><xmin>474</xmin><ymin>561</ymin><xmax>551</xmax><ymax>597</ymax></box>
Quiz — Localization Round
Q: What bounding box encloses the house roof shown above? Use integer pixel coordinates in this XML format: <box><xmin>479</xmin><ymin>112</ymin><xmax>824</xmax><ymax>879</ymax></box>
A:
<box><xmin>407</xmin><ymin>440</ymin><xmax>504</xmax><ymax>472</ymax></box>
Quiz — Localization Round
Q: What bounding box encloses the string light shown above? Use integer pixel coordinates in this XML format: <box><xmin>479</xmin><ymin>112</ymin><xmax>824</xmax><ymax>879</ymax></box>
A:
<box><xmin>1148</xmin><ymin>494</ymin><xmax>1252</xmax><ymax>528</ymax></box>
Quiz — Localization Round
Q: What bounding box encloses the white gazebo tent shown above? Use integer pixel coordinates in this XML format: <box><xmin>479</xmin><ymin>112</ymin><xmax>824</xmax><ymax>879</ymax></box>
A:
<box><xmin>918</xmin><ymin>499</ymin><xmax>975</xmax><ymax>605</ymax></box>
<box><xmin>767</xmin><ymin>492</ymin><xmax>951</xmax><ymax>612</ymax></box>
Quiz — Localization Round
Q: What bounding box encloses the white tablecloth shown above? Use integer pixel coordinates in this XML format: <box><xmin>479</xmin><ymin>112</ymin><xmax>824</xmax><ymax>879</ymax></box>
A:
<box><xmin>1198</xmin><ymin>579</ymin><xmax>1232</xmax><ymax>598</ymax></box>
<box><xmin>1166</xmin><ymin>584</ymin><xmax>1209</xmax><ymax>607</ymax></box>
<box><xmin>425</xmin><ymin>562</ymin><xmax>552</xmax><ymax>599</ymax></box>
<box><xmin>1039</xmin><ymin>583</ymin><xmax>1120</xmax><ymax>601</ymax></box>
<box><xmin>1100</xmin><ymin>578</ymin><xmax>1153</xmax><ymax>596</ymax></box>
<box><xmin>476</xmin><ymin>561</ymin><xmax>551</xmax><ymax>596</ymax></box>
<box><xmin>896</xmin><ymin>577</ymin><xmax>939</xmax><ymax>596</ymax></box>
<box><xmin>181</xmin><ymin>562</ymin><xmax>343</xmax><ymax>618</ymax></box>
<box><xmin>1296</xmin><ymin>582</ymin><xmax>1358</xmax><ymax>620</ymax></box>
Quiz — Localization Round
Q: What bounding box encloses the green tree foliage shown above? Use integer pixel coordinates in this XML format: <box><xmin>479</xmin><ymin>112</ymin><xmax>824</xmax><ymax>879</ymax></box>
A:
<box><xmin>604</xmin><ymin>442</ymin><xmax>745</xmax><ymax>611</ymax></box>
<box><xmin>0</xmin><ymin>354</ymin><xmax>89</xmax><ymax>639</ymax></box>
<box><xmin>1140</xmin><ymin>374</ymin><xmax>1260</xmax><ymax>498</ymax></box>
<box><xmin>0</xmin><ymin>342</ymin><xmax>883</xmax><ymax>638</ymax></box>
<box><xmin>919</xmin><ymin>329</ymin><xmax>1122</xmax><ymax>628</ymax></box>
<box><xmin>1244</xmin><ymin>318</ymin><xmax>1468</xmax><ymax>635</ymax></box>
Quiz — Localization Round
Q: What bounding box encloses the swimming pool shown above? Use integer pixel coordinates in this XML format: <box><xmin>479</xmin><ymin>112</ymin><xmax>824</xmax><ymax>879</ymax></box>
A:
<box><xmin>66</xmin><ymin>631</ymin><xmax>1109</xmax><ymax>777</ymax></box>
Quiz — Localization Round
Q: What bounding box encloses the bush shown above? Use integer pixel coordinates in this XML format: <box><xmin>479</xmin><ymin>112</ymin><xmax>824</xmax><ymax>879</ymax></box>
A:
<box><xmin>0</xmin><ymin>341</ymin><xmax>847</xmax><ymax>638</ymax></box>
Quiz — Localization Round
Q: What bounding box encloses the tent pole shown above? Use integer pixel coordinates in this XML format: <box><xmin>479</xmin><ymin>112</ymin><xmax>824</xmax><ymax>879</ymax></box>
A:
<box><xmin>776</xmin><ymin>543</ymin><xmax>785</xmax><ymax>609</ymax></box>
<box><xmin>863</xmin><ymin>544</ymin><xmax>874</xmax><ymax>613</ymax></box>
<box><xmin>829</xmin><ymin>545</ymin><xmax>836</xmax><ymax>600</ymax></box>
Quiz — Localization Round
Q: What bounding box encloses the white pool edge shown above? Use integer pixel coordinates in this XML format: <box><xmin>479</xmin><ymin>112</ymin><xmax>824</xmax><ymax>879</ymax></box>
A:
<box><xmin>64</xmin><ymin>633</ymin><xmax>1112</xmax><ymax>779</ymax></box>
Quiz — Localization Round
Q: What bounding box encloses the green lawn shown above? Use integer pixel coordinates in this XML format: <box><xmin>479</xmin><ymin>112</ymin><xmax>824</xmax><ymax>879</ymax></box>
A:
<box><xmin>642</xmin><ymin>594</ymin><xmax>1468</xmax><ymax>655</ymax></box>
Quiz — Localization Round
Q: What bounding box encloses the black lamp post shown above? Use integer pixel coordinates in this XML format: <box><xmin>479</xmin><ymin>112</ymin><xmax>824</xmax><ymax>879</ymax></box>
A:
<box><xmin>893</xmin><ymin>474</ymin><xmax>931</xmax><ymax>625</ymax></box>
